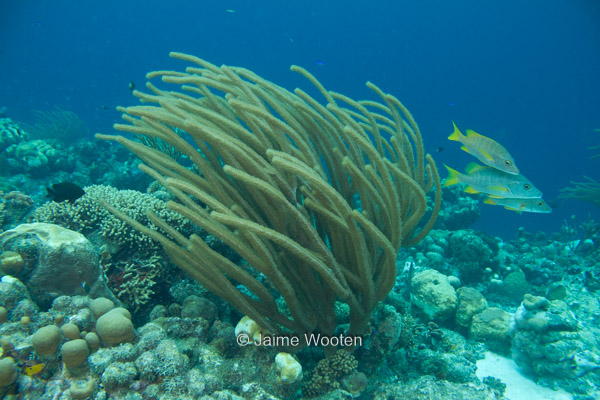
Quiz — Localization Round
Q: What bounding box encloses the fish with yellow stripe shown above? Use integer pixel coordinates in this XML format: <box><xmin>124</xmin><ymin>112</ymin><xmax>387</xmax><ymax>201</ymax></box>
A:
<box><xmin>444</xmin><ymin>162</ymin><xmax>542</xmax><ymax>198</ymax></box>
<box><xmin>449</xmin><ymin>122</ymin><xmax>520</xmax><ymax>175</ymax></box>
<box><xmin>483</xmin><ymin>197</ymin><xmax>552</xmax><ymax>213</ymax></box>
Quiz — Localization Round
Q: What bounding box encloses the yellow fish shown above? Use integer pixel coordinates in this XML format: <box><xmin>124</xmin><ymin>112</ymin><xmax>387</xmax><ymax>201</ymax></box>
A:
<box><xmin>449</xmin><ymin>122</ymin><xmax>520</xmax><ymax>175</ymax></box>
<box><xmin>24</xmin><ymin>363</ymin><xmax>45</xmax><ymax>376</ymax></box>
<box><xmin>444</xmin><ymin>163</ymin><xmax>542</xmax><ymax>198</ymax></box>
<box><xmin>484</xmin><ymin>197</ymin><xmax>552</xmax><ymax>214</ymax></box>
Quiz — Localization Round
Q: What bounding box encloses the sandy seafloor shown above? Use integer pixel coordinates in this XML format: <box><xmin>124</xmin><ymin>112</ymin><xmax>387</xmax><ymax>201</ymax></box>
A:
<box><xmin>476</xmin><ymin>352</ymin><xmax>573</xmax><ymax>400</ymax></box>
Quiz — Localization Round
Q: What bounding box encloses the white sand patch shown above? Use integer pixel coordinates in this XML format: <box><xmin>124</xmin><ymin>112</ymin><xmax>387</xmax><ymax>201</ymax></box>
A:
<box><xmin>476</xmin><ymin>351</ymin><xmax>572</xmax><ymax>400</ymax></box>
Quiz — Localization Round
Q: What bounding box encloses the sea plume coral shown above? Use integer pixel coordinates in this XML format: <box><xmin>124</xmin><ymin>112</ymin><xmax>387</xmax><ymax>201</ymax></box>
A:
<box><xmin>98</xmin><ymin>52</ymin><xmax>441</xmax><ymax>339</ymax></box>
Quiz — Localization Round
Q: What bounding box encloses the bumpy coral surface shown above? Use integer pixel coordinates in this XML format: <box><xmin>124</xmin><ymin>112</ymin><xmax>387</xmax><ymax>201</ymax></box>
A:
<box><xmin>33</xmin><ymin>184</ymin><xmax>195</xmax><ymax>255</ymax></box>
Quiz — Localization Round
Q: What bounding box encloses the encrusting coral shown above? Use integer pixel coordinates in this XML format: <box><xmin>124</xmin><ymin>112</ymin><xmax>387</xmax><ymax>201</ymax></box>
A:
<box><xmin>98</xmin><ymin>52</ymin><xmax>441</xmax><ymax>340</ymax></box>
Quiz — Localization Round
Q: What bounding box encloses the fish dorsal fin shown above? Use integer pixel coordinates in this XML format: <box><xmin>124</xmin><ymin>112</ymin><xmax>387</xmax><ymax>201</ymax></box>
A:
<box><xmin>465</xmin><ymin>129</ymin><xmax>483</xmax><ymax>138</ymax></box>
<box><xmin>465</xmin><ymin>162</ymin><xmax>485</xmax><ymax>174</ymax></box>
<box><xmin>464</xmin><ymin>186</ymin><xmax>479</xmax><ymax>194</ymax></box>
<box><xmin>483</xmin><ymin>198</ymin><xmax>497</xmax><ymax>205</ymax></box>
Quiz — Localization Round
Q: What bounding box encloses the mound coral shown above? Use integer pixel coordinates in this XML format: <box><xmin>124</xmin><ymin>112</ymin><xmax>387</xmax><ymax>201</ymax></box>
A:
<box><xmin>3</xmin><ymin>139</ymin><xmax>71</xmax><ymax>176</ymax></box>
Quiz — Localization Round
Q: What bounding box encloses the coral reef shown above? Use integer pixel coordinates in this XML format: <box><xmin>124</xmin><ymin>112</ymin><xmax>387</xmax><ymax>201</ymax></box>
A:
<box><xmin>435</xmin><ymin>185</ymin><xmax>481</xmax><ymax>230</ymax></box>
<box><xmin>302</xmin><ymin>350</ymin><xmax>359</xmax><ymax>397</ymax></box>
<box><xmin>470</xmin><ymin>307</ymin><xmax>512</xmax><ymax>355</ymax></box>
<box><xmin>0</xmin><ymin>118</ymin><xmax>28</xmax><ymax>153</ymax></box>
<box><xmin>373</xmin><ymin>375</ymin><xmax>501</xmax><ymax>399</ymax></box>
<box><xmin>33</xmin><ymin>184</ymin><xmax>196</xmax><ymax>256</ymax></box>
<box><xmin>3</xmin><ymin>139</ymin><xmax>73</xmax><ymax>177</ymax></box>
<box><xmin>101</xmin><ymin>255</ymin><xmax>166</xmax><ymax>312</ymax></box>
<box><xmin>0</xmin><ymin>223</ymin><xmax>114</xmax><ymax>308</ymax></box>
<box><xmin>511</xmin><ymin>294</ymin><xmax>600</xmax><ymax>395</ymax></box>
<box><xmin>411</xmin><ymin>269</ymin><xmax>457</xmax><ymax>322</ymax></box>
<box><xmin>0</xmin><ymin>193</ymin><xmax>598</xmax><ymax>399</ymax></box>
<box><xmin>1</xmin><ymin>81</ymin><xmax>598</xmax><ymax>400</ymax></box>
<box><xmin>0</xmin><ymin>191</ymin><xmax>35</xmax><ymax>231</ymax></box>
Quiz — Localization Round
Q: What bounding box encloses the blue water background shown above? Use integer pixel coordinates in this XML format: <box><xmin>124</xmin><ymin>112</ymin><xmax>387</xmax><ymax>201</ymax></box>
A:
<box><xmin>1</xmin><ymin>0</ymin><xmax>599</xmax><ymax>240</ymax></box>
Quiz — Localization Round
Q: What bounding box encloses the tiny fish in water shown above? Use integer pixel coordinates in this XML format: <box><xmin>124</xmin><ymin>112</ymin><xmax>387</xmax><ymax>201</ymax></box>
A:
<box><xmin>100</xmin><ymin>105</ymin><xmax>108</xmax><ymax>110</ymax></box>
<box><xmin>315</xmin><ymin>60</ymin><xmax>324</xmax><ymax>66</ymax></box>
<box><xmin>226</xmin><ymin>9</ymin><xmax>235</xmax><ymax>13</ymax></box>
<box><xmin>47</xmin><ymin>182</ymin><xmax>85</xmax><ymax>203</ymax></box>
<box><xmin>80</xmin><ymin>281</ymin><xmax>90</xmax><ymax>294</ymax></box>
<box><xmin>129</xmin><ymin>81</ymin><xmax>136</xmax><ymax>91</ymax></box>
<box><xmin>444</xmin><ymin>162</ymin><xmax>542</xmax><ymax>199</ymax></box>
<box><xmin>24</xmin><ymin>363</ymin><xmax>45</xmax><ymax>376</ymax></box>
<box><xmin>448</xmin><ymin>122</ymin><xmax>519</xmax><ymax>175</ymax></box>
<box><xmin>436</xmin><ymin>147</ymin><xmax>444</xmax><ymax>153</ymax></box>
<box><xmin>483</xmin><ymin>197</ymin><xmax>552</xmax><ymax>214</ymax></box>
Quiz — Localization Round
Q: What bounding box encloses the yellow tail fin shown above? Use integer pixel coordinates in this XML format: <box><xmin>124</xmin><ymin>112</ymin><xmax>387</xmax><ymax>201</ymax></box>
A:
<box><xmin>483</xmin><ymin>198</ymin><xmax>497</xmax><ymax>205</ymax></box>
<box><xmin>448</xmin><ymin>121</ymin><xmax>462</xmax><ymax>141</ymax></box>
<box><xmin>443</xmin><ymin>164</ymin><xmax>461</xmax><ymax>186</ymax></box>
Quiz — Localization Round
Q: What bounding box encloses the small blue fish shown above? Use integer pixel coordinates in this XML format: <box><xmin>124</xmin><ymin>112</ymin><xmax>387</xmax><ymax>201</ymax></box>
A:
<box><xmin>315</xmin><ymin>60</ymin><xmax>324</xmax><ymax>66</ymax></box>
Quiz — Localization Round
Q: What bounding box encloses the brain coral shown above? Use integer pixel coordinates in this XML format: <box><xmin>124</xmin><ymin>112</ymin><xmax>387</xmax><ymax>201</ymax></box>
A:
<box><xmin>33</xmin><ymin>184</ymin><xmax>195</xmax><ymax>254</ymax></box>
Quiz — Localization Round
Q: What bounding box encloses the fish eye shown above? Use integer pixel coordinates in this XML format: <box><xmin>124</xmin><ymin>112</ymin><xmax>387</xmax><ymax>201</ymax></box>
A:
<box><xmin>524</xmin><ymin>184</ymin><xmax>531</xmax><ymax>190</ymax></box>
<box><xmin>538</xmin><ymin>201</ymin><xmax>543</xmax><ymax>206</ymax></box>
<box><xmin>505</xmin><ymin>160</ymin><xmax>512</xmax><ymax>166</ymax></box>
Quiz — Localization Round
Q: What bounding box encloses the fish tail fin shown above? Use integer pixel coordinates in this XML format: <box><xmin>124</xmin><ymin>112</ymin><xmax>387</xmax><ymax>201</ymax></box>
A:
<box><xmin>46</xmin><ymin>187</ymin><xmax>54</xmax><ymax>198</ymax></box>
<box><xmin>448</xmin><ymin>121</ymin><xmax>463</xmax><ymax>141</ymax></box>
<box><xmin>483</xmin><ymin>197</ymin><xmax>497</xmax><ymax>205</ymax></box>
<box><xmin>443</xmin><ymin>164</ymin><xmax>461</xmax><ymax>186</ymax></box>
